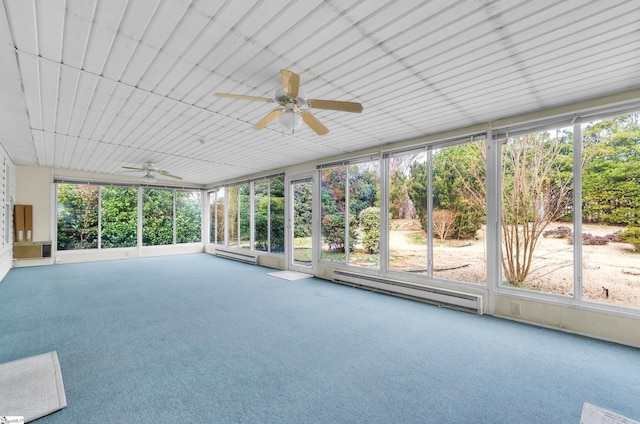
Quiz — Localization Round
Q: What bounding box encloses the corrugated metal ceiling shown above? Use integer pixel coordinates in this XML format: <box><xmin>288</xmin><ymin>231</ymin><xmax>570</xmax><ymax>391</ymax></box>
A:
<box><xmin>0</xmin><ymin>0</ymin><xmax>639</xmax><ymax>185</ymax></box>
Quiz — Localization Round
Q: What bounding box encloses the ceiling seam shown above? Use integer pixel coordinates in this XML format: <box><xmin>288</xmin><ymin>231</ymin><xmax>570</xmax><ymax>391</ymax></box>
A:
<box><xmin>12</xmin><ymin>50</ymin><xmax>254</xmax><ymax>139</ymax></box>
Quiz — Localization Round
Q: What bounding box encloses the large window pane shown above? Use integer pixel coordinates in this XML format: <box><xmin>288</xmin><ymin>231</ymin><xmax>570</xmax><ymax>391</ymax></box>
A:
<box><xmin>269</xmin><ymin>176</ymin><xmax>285</xmax><ymax>253</ymax></box>
<box><xmin>227</xmin><ymin>185</ymin><xmax>239</xmax><ymax>247</ymax></box>
<box><xmin>321</xmin><ymin>166</ymin><xmax>347</xmax><ymax>262</ymax></box>
<box><xmin>176</xmin><ymin>191</ymin><xmax>201</xmax><ymax>243</ymax></box>
<box><xmin>142</xmin><ymin>188</ymin><xmax>174</xmax><ymax>246</ymax></box>
<box><xmin>431</xmin><ymin>142</ymin><xmax>487</xmax><ymax>284</ymax></box>
<box><xmin>101</xmin><ymin>186</ymin><xmax>137</xmax><ymax>248</ymax></box>
<box><xmin>500</xmin><ymin>129</ymin><xmax>574</xmax><ymax>295</ymax></box>
<box><xmin>254</xmin><ymin>180</ymin><xmax>269</xmax><ymax>252</ymax></box>
<box><xmin>293</xmin><ymin>180</ymin><xmax>313</xmax><ymax>265</ymax></box>
<box><xmin>348</xmin><ymin>160</ymin><xmax>380</xmax><ymax>268</ymax></box>
<box><xmin>389</xmin><ymin>152</ymin><xmax>426</xmax><ymax>272</ymax></box>
<box><xmin>582</xmin><ymin>113</ymin><xmax>640</xmax><ymax>308</ymax></box>
<box><xmin>57</xmin><ymin>184</ymin><xmax>98</xmax><ymax>250</ymax></box>
<box><xmin>239</xmin><ymin>183</ymin><xmax>251</xmax><ymax>249</ymax></box>
<box><xmin>209</xmin><ymin>188</ymin><xmax>225</xmax><ymax>244</ymax></box>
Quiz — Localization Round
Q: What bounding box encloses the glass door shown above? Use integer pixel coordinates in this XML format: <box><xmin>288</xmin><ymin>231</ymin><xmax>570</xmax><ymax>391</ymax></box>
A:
<box><xmin>288</xmin><ymin>176</ymin><xmax>314</xmax><ymax>272</ymax></box>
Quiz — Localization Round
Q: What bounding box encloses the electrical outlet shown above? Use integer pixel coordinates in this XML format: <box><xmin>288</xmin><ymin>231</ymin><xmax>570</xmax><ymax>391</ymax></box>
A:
<box><xmin>511</xmin><ymin>301</ymin><xmax>521</xmax><ymax>315</ymax></box>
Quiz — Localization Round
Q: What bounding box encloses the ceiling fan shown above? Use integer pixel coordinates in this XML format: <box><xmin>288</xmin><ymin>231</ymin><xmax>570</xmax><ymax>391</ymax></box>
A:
<box><xmin>121</xmin><ymin>162</ymin><xmax>182</xmax><ymax>181</ymax></box>
<box><xmin>215</xmin><ymin>69</ymin><xmax>363</xmax><ymax>135</ymax></box>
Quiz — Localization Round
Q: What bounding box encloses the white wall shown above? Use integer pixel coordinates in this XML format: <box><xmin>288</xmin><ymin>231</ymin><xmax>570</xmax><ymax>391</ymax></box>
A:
<box><xmin>0</xmin><ymin>146</ymin><xmax>14</xmax><ymax>280</ymax></box>
<box><xmin>15</xmin><ymin>165</ymin><xmax>51</xmax><ymax>242</ymax></box>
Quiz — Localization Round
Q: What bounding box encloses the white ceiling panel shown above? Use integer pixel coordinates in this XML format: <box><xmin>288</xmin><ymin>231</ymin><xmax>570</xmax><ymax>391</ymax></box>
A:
<box><xmin>35</xmin><ymin>0</ymin><xmax>65</xmax><ymax>60</ymax></box>
<box><xmin>15</xmin><ymin>53</ymin><xmax>42</xmax><ymax>130</ymax></box>
<box><xmin>81</xmin><ymin>0</ymin><xmax>128</xmax><ymax>75</ymax></box>
<box><xmin>0</xmin><ymin>0</ymin><xmax>639</xmax><ymax>185</ymax></box>
<box><xmin>60</xmin><ymin>0</ymin><xmax>96</xmax><ymax>68</ymax></box>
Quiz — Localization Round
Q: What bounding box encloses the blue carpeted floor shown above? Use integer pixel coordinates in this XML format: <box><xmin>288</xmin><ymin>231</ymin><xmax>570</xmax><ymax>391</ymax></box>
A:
<box><xmin>0</xmin><ymin>253</ymin><xmax>638</xmax><ymax>423</ymax></box>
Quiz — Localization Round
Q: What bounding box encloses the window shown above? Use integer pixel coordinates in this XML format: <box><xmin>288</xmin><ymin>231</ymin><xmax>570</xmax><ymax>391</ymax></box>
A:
<box><xmin>320</xmin><ymin>160</ymin><xmax>380</xmax><ymax>267</ymax></box>
<box><xmin>227</xmin><ymin>186</ymin><xmax>239</xmax><ymax>247</ymax></box>
<box><xmin>57</xmin><ymin>184</ymin><xmax>99</xmax><ymax>250</ymax></box>
<box><xmin>387</xmin><ymin>140</ymin><xmax>486</xmax><ymax>284</ymax></box>
<box><xmin>321</xmin><ymin>166</ymin><xmax>347</xmax><ymax>262</ymax></box>
<box><xmin>239</xmin><ymin>183</ymin><xmax>251</xmax><ymax>249</ymax></box>
<box><xmin>209</xmin><ymin>188</ymin><xmax>225</xmax><ymax>245</ymax></box>
<box><xmin>431</xmin><ymin>142</ymin><xmax>486</xmax><ymax>284</ymax></box>
<box><xmin>176</xmin><ymin>191</ymin><xmax>201</xmax><ymax>243</ymax></box>
<box><xmin>101</xmin><ymin>186</ymin><xmax>137</xmax><ymax>248</ymax></box>
<box><xmin>253</xmin><ymin>176</ymin><xmax>285</xmax><ymax>253</ymax></box>
<box><xmin>269</xmin><ymin>176</ymin><xmax>285</xmax><ymax>253</ymax></box>
<box><xmin>388</xmin><ymin>151</ymin><xmax>427</xmax><ymax>272</ymax></box>
<box><xmin>581</xmin><ymin>112</ymin><xmax>640</xmax><ymax>308</ymax></box>
<box><xmin>254</xmin><ymin>180</ymin><xmax>269</xmax><ymax>252</ymax></box>
<box><xmin>142</xmin><ymin>188</ymin><xmax>174</xmax><ymax>246</ymax></box>
<box><xmin>500</xmin><ymin>129</ymin><xmax>574</xmax><ymax>295</ymax></box>
<box><xmin>348</xmin><ymin>160</ymin><xmax>380</xmax><ymax>268</ymax></box>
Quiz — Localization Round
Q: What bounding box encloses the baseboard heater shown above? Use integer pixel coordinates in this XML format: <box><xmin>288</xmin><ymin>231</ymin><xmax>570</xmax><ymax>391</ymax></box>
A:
<box><xmin>214</xmin><ymin>248</ymin><xmax>258</xmax><ymax>265</ymax></box>
<box><xmin>332</xmin><ymin>270</ymin><xmax>483</xmax><ymax>315</ymax></box>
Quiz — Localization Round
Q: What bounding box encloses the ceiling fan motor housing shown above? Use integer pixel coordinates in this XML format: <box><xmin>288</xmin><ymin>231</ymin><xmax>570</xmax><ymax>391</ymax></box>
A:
<box><xmin>275</xmin><ymin>87</ymin><xmax>307</xmax><ymax>110</ymax></box>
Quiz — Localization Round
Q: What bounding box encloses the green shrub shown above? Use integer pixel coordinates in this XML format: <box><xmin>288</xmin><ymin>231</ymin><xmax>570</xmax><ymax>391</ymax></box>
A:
<box><xmin>359</xmin><ymin>207</ymin><xmax>380</xmax><ymax>254</ymax></box>
<box><xmin>619</xmin><ymin>227</ymin><xmax>640</xmax><ymax>251</ymax></box>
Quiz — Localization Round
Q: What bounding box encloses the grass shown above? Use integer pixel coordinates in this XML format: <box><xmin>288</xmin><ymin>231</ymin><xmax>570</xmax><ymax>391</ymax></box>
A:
<box><xmin>407</xmin><ymin>231</ymin><xmax>428</xmax><ymax>245</ymax></box>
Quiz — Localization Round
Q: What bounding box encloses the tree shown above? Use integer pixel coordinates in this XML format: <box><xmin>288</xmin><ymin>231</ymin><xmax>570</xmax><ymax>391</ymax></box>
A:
<box><xmin>176</xmin><ymin>191</ymin><xmax>201</xmax><ymax>243</ymax></box>
<box><xmin>582</xmin><ymin>114</ymin><xmax>640</xmax><ymax>226</ymax></box>
<box><xmin>407</xmin><ymin>144</ymin><xmax>484</xmax><ymax>240</ymax></box>
<box><xmin>501</xmin><ymin>131</ymin><xmax>573</xmax><ymax>284</ymax></box>
<box><xmin>293</xmin><ymin>182</ymin><xmax>312</xmax><ymax>238</ymax></box>
<box><xmin>57</xmin><ymin>184</ymin><xmax>99</xmax><ymax>250</ymax></box>
<box><xmin>101</xmin><ymin>187</ymin><xmax>137</xmax><ymax>248</ymax></box>
<box><xmin>142</xmin><ymin>188</ymin><xmax>174</xmax><ymax>246</ymax></box>
<box><xmin>321</xmin><ymin>167</ymin><xmax>353</xmax><ymax>253</ymax></box>
<box><xmin>389</xmin><ymin>155</ymin><xmax>417</xmax><ymax>219</ymax></box>
<box><xmin>359</xmin><ymin>207</ymin><xmax>381</xmax><ymax>253</ymax></box>
<box><xmin>619</xmin><ymin>227</ymin><xmax>640</xmax><ymax>251</ymax></box>
<box><xmin>321</xmin><ymin>164</ymin><xmax>379</xmax><ymax>254</ymax></box>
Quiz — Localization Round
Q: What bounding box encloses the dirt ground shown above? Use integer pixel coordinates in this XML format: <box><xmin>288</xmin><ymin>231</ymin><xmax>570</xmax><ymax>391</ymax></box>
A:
<box><xmin>388</xmin><ymin>219</ymin><xmax>640</xmax><ymax>308</ymax></box>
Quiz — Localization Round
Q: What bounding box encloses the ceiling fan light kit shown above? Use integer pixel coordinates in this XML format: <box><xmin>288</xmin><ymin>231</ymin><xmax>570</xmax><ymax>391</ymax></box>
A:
<box><xmin>215</xmin><ymin>69</ymin><xmax>363</xmax><ymax>135</ymax></box>
<box><xmin>279</xmin><ymin>108</ymin><xmax>303</xmax><ymax>132</ymax></box>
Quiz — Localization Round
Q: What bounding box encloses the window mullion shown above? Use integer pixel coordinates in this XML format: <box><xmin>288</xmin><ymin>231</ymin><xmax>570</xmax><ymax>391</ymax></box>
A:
<box><xmin>427</xmin><ymin>149</ymin><xmax>433</xmax><ymax>276</ymax></box>
<box><xmin>345</xmin><ymin>167</ymin><xmax>350</xmax><ymax>265</ymax></box>
<box><xmin>573</xmin><ymin>123</ymin><xmax>583</xmax><ymax>301</ymax></box>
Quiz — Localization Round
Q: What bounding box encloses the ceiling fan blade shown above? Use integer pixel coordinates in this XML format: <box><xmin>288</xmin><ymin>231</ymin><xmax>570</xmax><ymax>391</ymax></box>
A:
<box><xmin>156</xmin><ymin>170</ymin><xmax>183</xmax><ymax>180</ymax></box>
<box><xmin>254</xmin><ymin>108</ymin><xmax>283</xmax><ymax>130</ymax></box>
<box><xmin>281</xmin><ymin>69</ymin><xmax>300</xmax><ymax>98</ymax></box>
<box><xmin>122</xmin><ymin>166</ymin><xmax>146</xmax><ymax>171</ymax></box>
<box><xmin>215</xmin><ymin>93</ymin><xmax>274</xmax><ymax>102</ymax></box>
<box><xmin>308</xmin><ymin>99</ymin><xmax>363</xmax><ymax>113</ymax></box>
<box><xmin>301</xmin><ymin>111</ymin><xmax>329</xmax><ymax>135</ymax></box>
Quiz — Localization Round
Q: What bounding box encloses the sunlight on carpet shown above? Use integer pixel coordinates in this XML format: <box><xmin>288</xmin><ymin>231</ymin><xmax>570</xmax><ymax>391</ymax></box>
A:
<box><xmin>0</xmin><ymin>351</ymin><xmax>67</xmax><ymax>423</ymax></box>
<box><xmin>267</xmin><ymin>270</ymin><xmax>313</xmax><ymax>281</ymax></box>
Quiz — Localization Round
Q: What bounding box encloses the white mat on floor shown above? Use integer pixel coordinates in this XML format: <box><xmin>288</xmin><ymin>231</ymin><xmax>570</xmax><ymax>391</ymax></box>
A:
<box><xmin>581</xmin><ymin>403</ymin><xmax>639</xmax><ymax>424</ymax></box>
<box><xmin>267</xmin><ymin>270</ymin><xmax>313</xmax><ymax>281</ymax></box>
<box><xmin>0</xmin><ymin>351</ymin><xmax>67</xmax><ymax>423</ymax></box>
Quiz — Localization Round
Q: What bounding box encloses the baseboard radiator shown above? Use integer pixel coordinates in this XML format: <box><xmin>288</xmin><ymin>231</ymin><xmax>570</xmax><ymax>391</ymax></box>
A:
<box><xmin>214</xmin><ymin>248</ymin><xmax>258</xmax><ymax>265</ymax></box>
<box><xmin>332</xmin><ymin>270</ymin><xmax>483</xmax><ymax>315</ymax></box>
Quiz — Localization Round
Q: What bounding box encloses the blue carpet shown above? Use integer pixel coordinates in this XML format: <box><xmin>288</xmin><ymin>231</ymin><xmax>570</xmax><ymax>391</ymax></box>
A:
<box><xmin>0</xmin><ymin>253</ymin><xmax>638</xmax><ymax>423</ymax></box>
